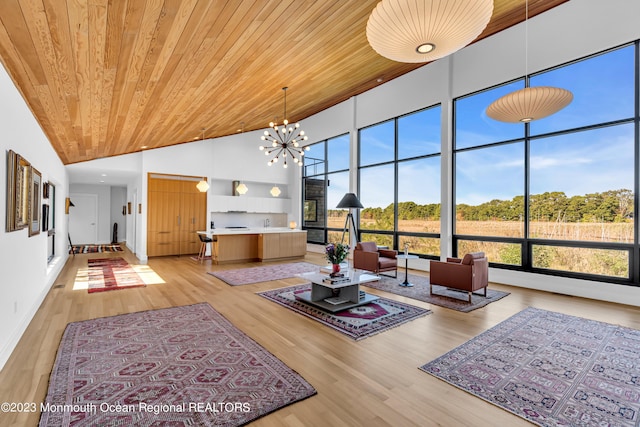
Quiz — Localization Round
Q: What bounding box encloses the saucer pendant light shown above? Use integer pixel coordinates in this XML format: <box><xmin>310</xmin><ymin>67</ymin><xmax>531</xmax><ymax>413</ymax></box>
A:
<box><xmin>486</xmin><ymin>86</ymin><xmax>573</xmax><ymax>123</ymax></box>
<box><xmin>366</xmin><ymin>0</ymin><xmax>493</xmax><ymax>63</ymax></box>
<box><xmin>486</xmin><ymin>0</ymin><xmax>572</xmax><ymax>123</ymax></box>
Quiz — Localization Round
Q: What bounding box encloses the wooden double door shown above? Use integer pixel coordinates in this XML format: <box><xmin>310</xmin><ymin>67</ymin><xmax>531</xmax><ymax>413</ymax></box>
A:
<box><xmin>147</xmin><ymin>174</ymin><xmax>206</xmax><ymax>257</ymax></box>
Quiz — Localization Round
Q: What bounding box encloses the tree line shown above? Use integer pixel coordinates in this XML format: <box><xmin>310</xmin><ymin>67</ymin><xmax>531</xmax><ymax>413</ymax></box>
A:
<box><xmin>328</xmin><ymin>189</ymin><xmax>633</xmax><ymax>223</ymax></box>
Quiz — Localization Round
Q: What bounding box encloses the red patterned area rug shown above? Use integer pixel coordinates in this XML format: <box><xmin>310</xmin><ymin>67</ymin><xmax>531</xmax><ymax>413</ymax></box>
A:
<box><xmin>258</xmin><ymin>284</ymin><xmax>431</xmax><ymax>340</ymax></box>
<box><xmin>39</xmin><ymin>303</ymin><xmax>316</xmax><ymax>426</ymax></box>
<box><xmin>208</xmin><ymin>262</ymin><xmax>320</xmax><ymax>286</ymax></box>
<box><xmin>71</xmin><ymin>244</ymin><xmax>123</xmax><ymax>254</ymax></box>
<box><xmin>362</xmin><ymin>274</ymin><xmax>509</xmax><ymax>312</ymax></box>
<box><xmin>87</xmin><ymin>257</ymin><xmax>145</xmax><ymax>293</ymax></box>
<box><xmin>420</xmin><ymin>307</ymin><xmax>640</xmax><ymax>427</ymax></box>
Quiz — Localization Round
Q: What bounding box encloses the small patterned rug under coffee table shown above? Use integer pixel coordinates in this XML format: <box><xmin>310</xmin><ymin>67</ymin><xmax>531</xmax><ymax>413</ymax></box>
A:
<box><xmin>258</xmin><ymin>283</ymin><xmax>431</xmax><ymax>340</ymax></box>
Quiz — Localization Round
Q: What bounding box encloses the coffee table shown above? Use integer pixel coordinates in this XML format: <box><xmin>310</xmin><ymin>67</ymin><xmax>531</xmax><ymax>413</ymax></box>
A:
<box><xmin>295</xmin><ymin>270</ymin><xmax>380</xmax><ymax>312</ymax></box>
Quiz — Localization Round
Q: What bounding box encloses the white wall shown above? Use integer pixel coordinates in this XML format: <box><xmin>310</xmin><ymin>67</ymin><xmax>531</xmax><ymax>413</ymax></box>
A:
<box><xmin>0</xmin><ymin>63</ymin><xmax>69</xmax><ymax>369</ymax></box>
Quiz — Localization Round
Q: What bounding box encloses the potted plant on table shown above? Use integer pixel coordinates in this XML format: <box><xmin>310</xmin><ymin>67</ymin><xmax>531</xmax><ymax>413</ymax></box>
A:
<box><xmin>325</xmin><ymin>243</ymin><xmax>349</xmax><ymax>274</ymax></box>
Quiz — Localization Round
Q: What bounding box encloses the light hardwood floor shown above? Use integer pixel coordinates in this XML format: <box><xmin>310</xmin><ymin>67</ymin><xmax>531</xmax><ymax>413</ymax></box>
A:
<box><xmin>1</xmin><ymin>248</ymin><xmax>639</xmax><ymax>426</ymax></box>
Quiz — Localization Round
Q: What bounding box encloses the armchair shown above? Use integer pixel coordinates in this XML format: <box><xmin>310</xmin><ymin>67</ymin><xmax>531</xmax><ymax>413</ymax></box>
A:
<box><xmin>353</xmin><ymin>242</ymin><xmax>398</xmax><ymax>277</ymax></box>
<box><xmin>429</xmin><ymin>252</ymin><xmax>488</xmax><ymax>303</ymax></box>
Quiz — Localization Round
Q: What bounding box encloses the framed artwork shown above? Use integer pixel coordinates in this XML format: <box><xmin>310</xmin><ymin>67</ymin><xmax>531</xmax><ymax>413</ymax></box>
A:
<box><xmin>43</xmin><ymin>181</ymin><xmax>50</xmax><ymax>199</ymax></box>
<box><xmin>5</xmin><ymin>150</ymin><xmax>31</xmax><ymax>232</ymax></box>
<box><xmin>29</xmin><ymin>166</ymin><xmax>41</xmax><ymax>236</ymax></box>
<box><xmin>304</xmin><ymin>200</ymin><xmax>317</xmax><ymax>222</ymax></box>
<box><xmin>127</xmin><ymin>202</ymin><xmax>131</xmax><ymax>214</ymax></box>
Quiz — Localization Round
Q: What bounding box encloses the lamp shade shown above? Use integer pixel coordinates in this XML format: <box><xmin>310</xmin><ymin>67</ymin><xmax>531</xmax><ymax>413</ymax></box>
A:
<box><xmin>366</xmin><ymin>0</ymin><xmax>493</xmax><ymax>63</ymax></box>
<box><xmin>486</xmin><ymin>86</ymin><xmax>573</xmax><ymax>123</ymax></box>
<box><xmin>236</xmin><ymin>183</ymin><xmax>248</xmax><ymax>195</ymax></box>
<box><xmin>196</xmin><ymin>180</ymin><xmax>209</xmax><ymax>192</ymax></box>
<box><xmin>336</xmin><ymin>193</ymin><xmax>364</xmax><ymax>209</ymax></box>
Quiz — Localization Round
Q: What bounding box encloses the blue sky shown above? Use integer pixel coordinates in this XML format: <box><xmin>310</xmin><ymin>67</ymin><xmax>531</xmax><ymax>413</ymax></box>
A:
<box><xmin>455</xmin><ymin>44</ymin><xmax>635</xmax><ymax>206</ymax></box>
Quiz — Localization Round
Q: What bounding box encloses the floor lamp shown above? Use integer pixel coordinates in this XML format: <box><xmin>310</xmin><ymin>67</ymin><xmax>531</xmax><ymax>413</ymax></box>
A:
<box><xmin>336</xmin><ymin>193</ymin><xmax>363</xmax><ymax>244</ymax></box>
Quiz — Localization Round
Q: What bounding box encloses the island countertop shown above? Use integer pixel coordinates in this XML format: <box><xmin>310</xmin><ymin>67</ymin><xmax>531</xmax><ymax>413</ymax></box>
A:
<box><xmin>198</xmin><ymin>227</ymin><xmax>306</xmax><ymax>236</ymax></box>
<box><xmin>197</xmin><ymin>228</ymin><xmax>307</xmax><ymax>264</ymax></box>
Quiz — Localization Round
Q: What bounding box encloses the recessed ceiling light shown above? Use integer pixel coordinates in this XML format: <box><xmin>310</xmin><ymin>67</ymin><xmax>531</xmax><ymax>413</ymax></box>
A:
<box><xmin>141</xmin><ymin>145</ymin><xmax>148</xmax><ymax>149</ymax></box>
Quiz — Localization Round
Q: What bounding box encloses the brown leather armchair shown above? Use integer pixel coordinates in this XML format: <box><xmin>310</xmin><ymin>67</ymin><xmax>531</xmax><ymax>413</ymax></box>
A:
<box><xmin>429</xmin><ymin>252</ymin><xmax>488</xmax><ymax>303</ymax></box>
<box><xmin>353</xmin><ymin>242</ymin><xmax>398</xmax><ymax>277</ymax></box>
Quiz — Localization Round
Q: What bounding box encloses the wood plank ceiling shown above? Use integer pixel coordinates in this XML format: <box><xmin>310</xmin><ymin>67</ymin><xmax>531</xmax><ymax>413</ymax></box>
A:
<box><xmin>0</xmin><ymin>0</ymin><xmax>567</xmax><ymax>165</ymax></box>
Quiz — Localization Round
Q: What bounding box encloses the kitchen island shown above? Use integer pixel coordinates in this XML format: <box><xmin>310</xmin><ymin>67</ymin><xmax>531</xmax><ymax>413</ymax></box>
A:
<box><xmin>198</xmin><ymin>228</ymin><xmax>307</xmax><ymax>264</ymax></box>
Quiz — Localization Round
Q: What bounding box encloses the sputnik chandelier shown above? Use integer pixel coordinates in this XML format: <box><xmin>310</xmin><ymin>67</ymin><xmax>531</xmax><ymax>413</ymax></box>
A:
<box><xmin>259</xmin><ymin>87</ymin><xmax>309</xmax><ymax>168</ymax></box>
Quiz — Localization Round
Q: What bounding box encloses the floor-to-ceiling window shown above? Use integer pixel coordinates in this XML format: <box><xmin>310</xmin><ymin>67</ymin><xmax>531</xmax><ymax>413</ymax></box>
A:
<box><xmin>453</xmin><ymin>42</ymin><xmax>638</xmax><ymax>285</ymax></box>
<box><xmin>358</xmin><ymin>105</ymin><xmax>441</xmax><ymax>257</ymax></box>
<box><xmin>302</xmin><ymin>134</ymin><xmax>350</xmax><ymax>244</ymax></box>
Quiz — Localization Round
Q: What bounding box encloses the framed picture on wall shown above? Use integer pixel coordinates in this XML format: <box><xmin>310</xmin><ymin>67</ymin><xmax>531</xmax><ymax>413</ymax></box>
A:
<box><xmin>5</xmin><ymin>150</ymin><xmax>31</xmax><ymax>232</ymax></box>
<box><xmin>29</xmin><ymin>166</ymin><xmax>41</xmax><ymax>237</ymax></box>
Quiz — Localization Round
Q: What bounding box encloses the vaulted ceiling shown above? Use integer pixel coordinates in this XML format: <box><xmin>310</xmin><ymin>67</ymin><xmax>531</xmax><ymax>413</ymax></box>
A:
<box><xmin>0</xmin><ymin>0</ymin><xmax>567</xmax><ymax>165</ymax></box>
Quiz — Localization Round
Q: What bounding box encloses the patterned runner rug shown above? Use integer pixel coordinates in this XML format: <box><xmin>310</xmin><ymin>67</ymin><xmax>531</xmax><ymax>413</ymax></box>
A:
<box><xmin>362</xmin><ymin>273</ymin><xmax>509</xmax><ymax>312</ymax></box>
<box><xmin>208</xmin><ymin>262</ymin><xmax>320</xmax><ymax>285</ymax></box>
<box><xmin>87</xmin><ymin>257</ymin><xmax>145</xmax><ymax>293</ymax></box>
<box><xmin>420</xmin><ymin>307</ymin><xmax>640</xmax><ymax>427</ymax></box>
<box><xmin>258</xmin><ymin>284</ymin><xmax>431</xmax><ymax>340</ymax></box>
<box><xmin>71</xmin><ymin>244</ymin><xmax>123</xmax><ymax>254</ymax></box>
<box><xmin>39</xmin><ymin>303</ymin><xmax>316</xmax><ymax>426</ymax></box>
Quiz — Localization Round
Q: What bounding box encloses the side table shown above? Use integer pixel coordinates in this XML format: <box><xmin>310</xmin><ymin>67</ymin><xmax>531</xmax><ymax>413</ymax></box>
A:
<box><xmin>397</xmin><ymin>254</ymin><xmax>418</xmax><ymax>287</ymax></box>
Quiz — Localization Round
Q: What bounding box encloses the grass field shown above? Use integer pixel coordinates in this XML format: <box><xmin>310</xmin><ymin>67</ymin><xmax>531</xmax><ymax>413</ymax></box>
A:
<box><xmin>324</xmin><ymin>216</ymin><xmax>631</xmax><ymax>278</ymax></box>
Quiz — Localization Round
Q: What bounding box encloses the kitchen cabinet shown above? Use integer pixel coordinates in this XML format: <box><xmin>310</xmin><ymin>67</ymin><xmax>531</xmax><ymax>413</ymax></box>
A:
<box><xmin>258</xmin><ymin>231</ymin><xmax>307</xmax><ymax>261</ymax></box>
<box><xmin>208</xmin><ymin>179</ymin><xmax>290</xmax><ymax>213</ymax></box>
<box><xmin>147</xmin><ymin>174</ymin><xmax>206</xmax><ymax>257</ymax></box>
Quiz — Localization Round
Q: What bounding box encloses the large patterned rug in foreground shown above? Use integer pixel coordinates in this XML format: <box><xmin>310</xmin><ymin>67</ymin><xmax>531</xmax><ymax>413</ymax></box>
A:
<box><xmin>208</xmin><ymin>262</ymin><xmax>320</xmax><ymax>285</ymax></box>
<box><xmin>258</xmin><ymin>284</ymin><xmax>431</xmax><ymax>340</ymax></box>
<box><xmin>87</xmin><ymin>257</ymin><xmax>145</xmax><ymax>293</ymax></box>
<box><xmin>420</xmin><ymin>307</ymin><xmax>640</xmax><ymax>427</ymax></box>
<box><xmin>39</xmin><ymin>303</ymin><xmax>316</xmax><ymax>426</ymax></box>
<box><xmin>362</xmin><ymin>274</ymin><xmax>509</xmax><ymax>312</ymax></box>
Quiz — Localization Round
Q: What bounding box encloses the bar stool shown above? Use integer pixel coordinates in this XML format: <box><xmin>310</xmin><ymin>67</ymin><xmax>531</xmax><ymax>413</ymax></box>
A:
<box><xmin>197</xmin><ymin>233</ymin><xmax>213</xmax><ymax>263</ymax></box>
